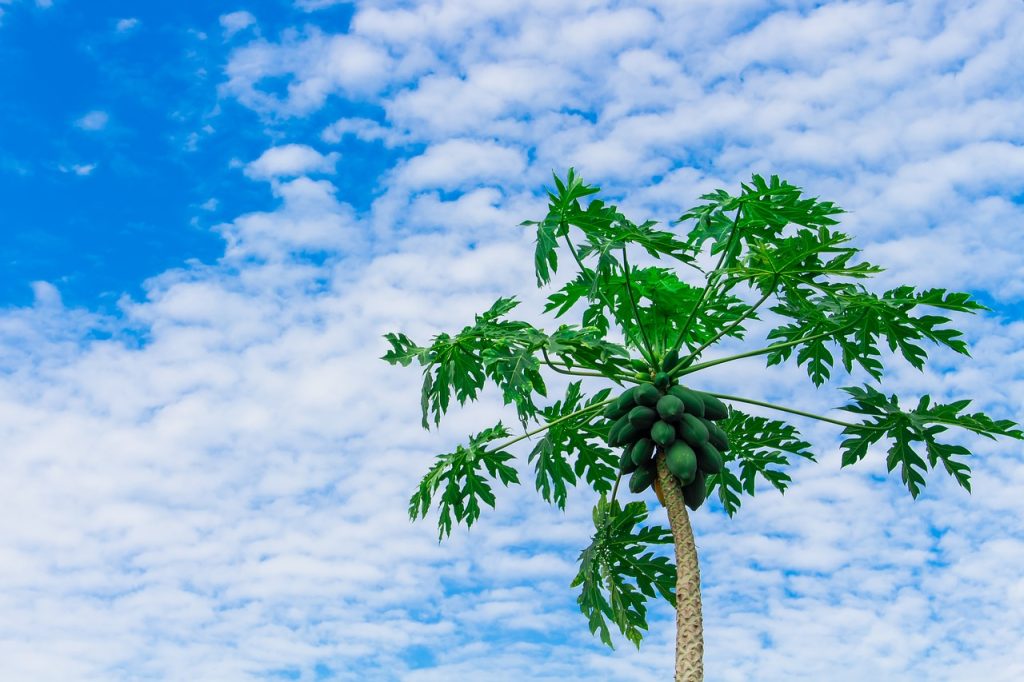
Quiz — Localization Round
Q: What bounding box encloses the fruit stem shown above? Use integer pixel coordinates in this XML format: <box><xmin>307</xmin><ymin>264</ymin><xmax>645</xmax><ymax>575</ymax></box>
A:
<box><xmin>702</xmin><ymin>391</ymin><xmax>871</xmax><ymax>429</ymax></box>
<box><xmin>540</xmin><ymin>349</ymin><xmax>628</xmax><ymax>380</ymax></box>
<box><xmin>609</xmin><ymin>470</ymin><xmax>623</xmax><ymax>505</ymax></box>
<box><xmin>670</xmin><ymin>206</ymin><xmax>743</xmax><ymax>358</ymax></box>
<box><xmin>621</xmin><ymin>246</ymin><xmax>657</xmax><ymax>364</ymax></box>
<box><xmin>672</xmin><ymin>280</ymin><xmax>776</xmax><ymax>374</ymax></box>
<box><xmin>670</xmin><ymin>313</ymin><xmax>867</xmax><ymax>379</ymax></box>
<box><xmin>488</xmin><ymin>397</ymin><xmax>615</xmax><ymax>452</ymax></box>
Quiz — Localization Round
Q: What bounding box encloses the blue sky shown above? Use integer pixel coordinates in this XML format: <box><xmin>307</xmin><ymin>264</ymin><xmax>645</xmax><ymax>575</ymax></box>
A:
<box><xmin>1</xmin><ymin>1</ymin><xmax>1023</xmax><ymax>680</ymax></box>
<box><xmin>0</xmin><ymin>0</ymin><xmax>395</xmax><ymax>310</ymax></box>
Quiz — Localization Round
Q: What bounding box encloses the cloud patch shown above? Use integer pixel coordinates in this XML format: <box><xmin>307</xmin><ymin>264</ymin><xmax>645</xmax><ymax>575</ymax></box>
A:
<box><xmin>393</xmin><ymin>139</ymin><xmax>527</xmax><ymax>191</ymax></box>
<box><xmin>219</xmin><ymin>10</ymin><xmax>256</xmax><ymax>38</ymax></box>
<box><xmin>74</xmin><ymin>110</ymin><xmax>109</xmax><ymax>131</ymax></box>
<box><xmin>244</xmin><ymin>143</ymin><xmax>339</xmax><ymax>180</ymax></box>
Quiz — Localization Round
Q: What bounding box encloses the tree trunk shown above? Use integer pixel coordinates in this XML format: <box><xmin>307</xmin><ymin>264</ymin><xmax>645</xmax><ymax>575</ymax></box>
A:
<box><xmin>655</xmin><ymin>453</ymin><xmax>704</xmax><ymax>682</ymax></box>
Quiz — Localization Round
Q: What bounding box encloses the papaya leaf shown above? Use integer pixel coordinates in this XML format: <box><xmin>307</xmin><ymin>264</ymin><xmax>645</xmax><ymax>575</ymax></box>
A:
<box><xmin>571</xmin><ymin>497</ymin><xmax>675</xmax><ymax>649</ymax></box>
<box><xmin>520</xmin><ymin>168</ymin><xmax>601</xmax><ymax>286</ymax></box>
<box><xmin>542</xmin><ymin>326</ymin><xmax>631</xmax><ymax>378</ymax></box>
<box><xmin>396</xmin><ymin>297</ymin><xmax>556</xmax><ymax>429</ymax></box>
<box><xmin>838</xmin><ymin>385</ymin><xmax>1023</xmax><ymax>497</ymax></box>
<box><xmin>381</xmin><ymin>332</ymin><xmax>427</xmax><ymax>367</ymax></box>
<box><xmin>679</xmin><ymin>174</ymin><xmax>844</xmax><ymax>274</ymax></box>
<box><xmin>528</xmin><ymin>383</ymin><xmax>616</xmax><ymax>509</ymax></box>
<box><xmin>409</xmin><ymin>423</ymin><xmax>520</xmax><ymax>540</ymax></box>
<box><xmin>706</xmin><ymin>410</ymin><xmax>815</xmax><ymax>516</ymax></box>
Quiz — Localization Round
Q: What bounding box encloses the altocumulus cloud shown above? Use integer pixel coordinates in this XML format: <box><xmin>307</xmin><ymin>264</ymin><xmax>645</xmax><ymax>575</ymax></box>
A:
<box><xmin>2</xmin><ymin>0</ymin><xmax>1024</xmax><ymax>680</ymax></box>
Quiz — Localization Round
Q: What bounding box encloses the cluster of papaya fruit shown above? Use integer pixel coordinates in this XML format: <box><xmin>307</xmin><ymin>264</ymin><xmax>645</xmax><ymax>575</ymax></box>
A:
<box><xmin>604</xmin><ymin>353</ymin><xmax>730</xmax><ymax>511</ymax></box>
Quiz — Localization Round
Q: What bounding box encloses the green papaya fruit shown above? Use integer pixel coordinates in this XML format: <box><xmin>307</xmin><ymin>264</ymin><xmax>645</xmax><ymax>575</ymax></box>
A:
<box><xmin>607</xmin><ymin>414</ymin><xmax>630</xmax><ymax>446</ymax></box>
<box><xmin>629</xmin><ymin>463</ymin><xmax>656</xmax><ymax>494</ymax></box>
<box><xmin>618</xmin><ymin>422</ymin><xmax>644</xmax><ymax>446</ymax></box>
<box><xmin>602</xmin><ymin>401</ymin><xmax>629</xmax><ymax>420</ymax></box>
<box><xmin>654</xmin><ymin>371</ymin><xmax>671</xmax><ymax>391</ymax></box>
<box><xmin>614</xmin><ymin>387</ymin><xmax>638</xmax><ymax>413</ymax></box>
<box><xmin>619</xmin><ymin>445</ymin><xmax>638</xmax><ymax>474</ymax></box>
<box><xmin>629</xmin><ymin>358</ymin><xmax>649</xmax><ymax>372</ymax></box>
<box><xmin>628</xmin><ymin>405</ymin><xmax>658</xmax><ymax>430</ymax></box>
<box><xmin>650</xmin><ymin>420</ymin><xmax>676</xmax><ymax>446</ymax></box>
<box><xmin>682</xmin><ymin>470</ymin><xmax>707</xmax><ymax>511</ymax></box>
<box><xmin>666</xmin><ymin>441</ymin><xmax>697</xmax><ymax>485</ymax></box>
<box><xmin>634</xmin><ymin>383</ymin><xmax>661</xmax><ymax>407</ymax></box>
<box><xmin>699</xmin><ymin>392</ymin><xmax>729</xmax><ymax>421</ymax></box>
<box><xmin>630</xmin><ymin>438</ymin><xmax>655</xmax><ymax>466</ymax></box>
<box><xmin>668</xmin><ymin>385</ymin><xmax>705</xmax><ymax>418</ymax></box>
<box><xmin>695</xmin><ymin>441</ymin><xmax>723</xmax><ymax>474</ymax></box>
<box><xmin>706</xmin><ymin>421</ymin><xmax>730</xmax><ymax>451</ymax></box>
<box><xmin>677</xmin><ymin>413</ymin><xmax>709</xmax><ymax>446</ymax></box>
<box><xmin>656</xmin><ymin>395</ymin><xmax>685</xmax><ymax>422</ymax></box>
<box><xmin>661</xmin><ymin>348</ymin><xmax>680</xmax><ymax>373</ymax></box>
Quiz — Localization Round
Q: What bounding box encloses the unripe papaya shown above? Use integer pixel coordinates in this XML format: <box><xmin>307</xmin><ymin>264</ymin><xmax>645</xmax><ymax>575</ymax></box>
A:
<box><xmin>654</xmin><ymin>371</ymin><xmax>671</xmax><ymax>391</ymax></box>
<box><xmin>628</xmin><ymin>406</ymin><xmax>658</xmax><ymax>430</ymax></box>
<box><xmin>706</xmin><ymin>421</ymin><xmax>730</xmax><ymax>451</ymax></box>
<box><xmin>607</xmin><ymin>415</ymin><xmax>630</xmax><ymax>446</ymax></box>
<box><xmin>656</xmin><ymin>395</ymin><xmax>685</xmax><ymax>422</ymax></box>
<box><xmin>619</xmin><ymin>445</ymin><xmax>638</xmax><ymax>474</ymax></box>
<box><xmin>630</xmin><ymin>438</ymin><xmax>655</xmax><ymax>466</ymax></box>
<box><xmin>666</xmin><ymin>441</ymin><xmax>697</xmax><ymax>485</ymax></box>
<box><xmin>618</xmin><ymin>422</ymin><xmax>644</xmax><ymax>446</ymax></box>
<box><xmin>630</xmin><ymin>358</ymin><xmax>649</xmax><ymax>372</ymax></box>
<box><xmin>634</xmin><ymin>383</ymin><xmax>661</xmax><ymax>407</ymax></box>
<box><xmin>695</xmin><ymin>441</ymin><xmax>723</xmax><ymax>474</ymax></box>
<box><xmin>603</xmin><ymin>401</ymin><xmax>629</xmax><ymax>420</ymax></box>
<box><xmin>668</xmin><ymin>385</ymin><xmax>705</xmax><ymax>418</ymax></box>
<box><xmin>614</xmin><ymin>387</ymin><xmax>638</xmax><ymax>413</ymax></box>
<box><xmin>683</xmin><ymin>470</ymin><xmax>707</xmax><ymax>511</ymax></box>
<box><xmin>662</xmin><ymin>348</ymin><xmax>680</xmax><ymax>373</ymax></box>
<box><xmin>629</xmin><ymin>463</ymin><xmax>656</xmax><ymax>494</ymax></box>
<box><xmin>699</xmin><ymin>392</ymin><xmax>729</xmax><ymax>421</ymax></box>
<box><xmin>650</xmin><ymin>420</ymin><xmax>676</xmax><ymax>446</ymax></box>
<box><xmin>677</xmin><ymin>413</ymin><xmax>709</xmax><ymax>446</ymax></box>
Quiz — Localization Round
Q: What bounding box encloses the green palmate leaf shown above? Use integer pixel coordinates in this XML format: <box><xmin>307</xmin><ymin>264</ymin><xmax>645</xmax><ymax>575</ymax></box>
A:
<box><xmin>542</xmin><ymin>325</ymin><xmax>631</xmax><ymax>378</ymax></box>
<box><xmin>381</xmin><ymin>332</ymin><xmax>426</xmax><ymax>367</ymax></box>
<box><xmin>571</xmin><ymin>496</ymin><xmax>675</xmax><ymax>648</ymax></box>
<box><xmin>706</xmin><ymin>410</ymin><xmax>815</xmax><ymax>516</ymax></box>
<box><xmin>838</xmin><ymin>385</ymin><xmax>1023</xmax><ymax>497</ymax></box>
<box><xmin>765</xmin><ymin>284</ymin><xmax>986</xmax><ymax>386</ymax></box>
<box><xmin>383</xmin><ymin>297</ymin><xmax>553</xmax><ymax>428</ymax></box>
<box><xmin>546</xmin><ymin>266</ymin><xmax>751</xmax><ymax>359</ymax></box>
<box><xmin>723</xmin><ymin>225</ymin><xmax>882</xmax><ymax>298</ymax></box>
<box><xmin>409</xmin><ymin>423</ymin><xmax>521</xmax><ymax>539</ymax></box>
<box><xmin>528</xmin><ymin>382</ymin><xmax>617</xmax><ymax>508</ymax></box>
<box><xmin>520</xmin><ymin>168</ymin><xmax>602</xmax><ymax>286</ymax></box>
<box><xmin>679</xmin><ymin>174</ymin><xmax>844</xmax><ymax>272</ymax></box>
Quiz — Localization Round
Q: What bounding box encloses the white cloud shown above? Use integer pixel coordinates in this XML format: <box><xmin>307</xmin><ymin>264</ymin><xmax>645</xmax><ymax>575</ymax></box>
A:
<box><xmin>222</xmin><ymin>28</ymin><xmax>392</xmax><ymax>115</ymax></box>
<box><xmin>392</xmin><ymin>139</ymin><xmax>526</xmax><ymax>191</ymax></box>
<box><xmin>115</xmin><ymin>17</ymin><xmax>138</xmax><ymax>32</ymax></box>
<box><xmin>58</xmin><ymin>162</ymin><xmax>97</xmax><ymax>176</ymax></box>
<box><xmin>216</xmin><ymin>176</ymin><xmax>360</xmax><ymax>259</ymax></box>
<box><xmin>219</xmin><ymin>10</ymin><xmax>256</xmax><ymax>38</ymax></box>
<box><xmin>243</xmin><ymin>143</ymin><xmax>339</xmax><ymax>180</ymax></box>
<box><xmin>74</xmin><ymin>110</ymin><xmax>109</xmax><ymax>131</ymax></box>
<box><xmin>321</xmin><ymin>116</ymin><xmax>410</xmax><ymax>146</ymax></box>
<box><xmin>5</xmin><ymin>0</ymin><xmax>1024</xmax><ymax>679</ymax></box>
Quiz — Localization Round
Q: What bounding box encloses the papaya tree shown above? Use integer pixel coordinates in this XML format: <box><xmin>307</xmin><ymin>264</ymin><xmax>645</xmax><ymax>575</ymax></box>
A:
<box><xmin>381</xmin><ymin>170</ymin><xmax>1022</xmax><ymax>681</ymax></box>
